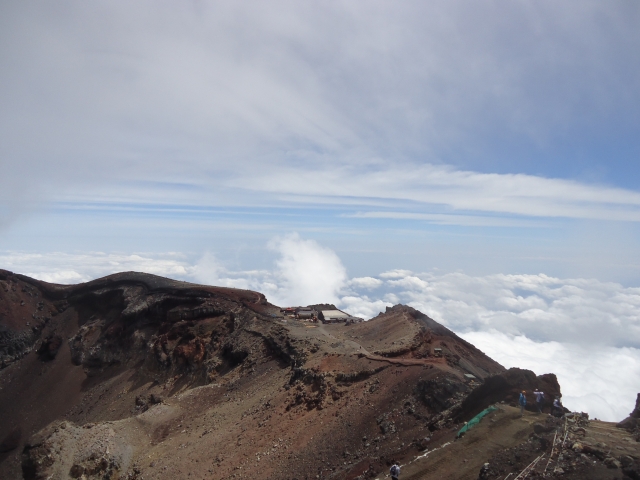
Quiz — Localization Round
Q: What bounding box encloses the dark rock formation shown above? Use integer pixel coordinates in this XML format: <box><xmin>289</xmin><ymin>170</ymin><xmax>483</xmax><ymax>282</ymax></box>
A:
<box><xmin>617</xmin><ymin>393</ymin><xmax>640</xmax><ymax>431</ymax></box>
<box><xmin>415</xmin><ymin>374</ymin><xmax>468</xmax><ymax>412</ymax></box>
<box><xmin>0</xmin><ymin>271</ymin><xmax>55</xmax><ymax>368</ymax></box>
<box><xmin>454</xmin><ymin>368</ymin><xmax>562</xmax><ymax>422</ymax></box>
<box><xmin>36</xmin><ymin>335</ymin><xmax>62</xmax><ymax>361</ymax></box>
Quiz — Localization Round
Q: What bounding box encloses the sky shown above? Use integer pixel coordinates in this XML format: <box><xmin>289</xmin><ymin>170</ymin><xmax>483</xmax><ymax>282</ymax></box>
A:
<box><xmin>1</xmin><ymin>1</ymin><xmax>640</xmax><ymax>421</ymax></box>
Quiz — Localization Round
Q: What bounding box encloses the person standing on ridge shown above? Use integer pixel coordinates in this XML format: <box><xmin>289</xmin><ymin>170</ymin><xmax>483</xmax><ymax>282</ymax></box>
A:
<box><xmin>519</xmin><ymin>390</ymin><xmax>527</xmax><ymax>417</ymax></box>
<box><xmin>390</xmin><ymin>462</ymin><xmax>401</xmax><ymax>480</ymax></box>
<box><xmin>533</xmin><ymin>389</ymin><xmax>544</xmax><ymax>414</ymax></box>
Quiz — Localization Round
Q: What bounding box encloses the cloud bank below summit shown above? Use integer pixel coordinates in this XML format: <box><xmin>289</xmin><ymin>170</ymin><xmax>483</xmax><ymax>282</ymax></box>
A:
<box><xmin>2</xmin><ymin>234</ymin><xmax>639</xmax><ymax>421</ymax></box>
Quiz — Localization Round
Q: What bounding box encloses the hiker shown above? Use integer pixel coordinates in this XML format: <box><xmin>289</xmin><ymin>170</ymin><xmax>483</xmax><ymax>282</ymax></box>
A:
<box><xmin>390</xmin><ymin>463</ymin><xmax>400</xmax><ymax>480</ymax></box>
<box><xmin>533</xmin><ymin>389</ymin><xmax>544</xmax><ymax>414</ymax></box>
<box><xmin>519</xmin><ymin>390</ymin><xmax>527</xmax><ymax>416</ymax></box>
<box><xmin>478</xmin><ymin>462</ymin><xmax>491</xmax><ymax>479</ymax></box>
<box><xmin>552</xmin><ymin>396</ymin><xmax>563</xmax><ymax>417</ymax></box>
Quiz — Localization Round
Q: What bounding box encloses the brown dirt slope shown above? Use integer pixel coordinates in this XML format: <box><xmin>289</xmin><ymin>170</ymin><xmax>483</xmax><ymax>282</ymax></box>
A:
<box><xmin>371</xmin><ymin>407</ymin><xmax>640</xmax><ymax>480</ymax></box>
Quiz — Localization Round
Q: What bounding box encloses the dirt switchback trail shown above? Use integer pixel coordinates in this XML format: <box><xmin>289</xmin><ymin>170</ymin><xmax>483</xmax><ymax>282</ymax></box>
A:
<box><xmin>387</xmin><ymin>405</ymin><xmax>640</xmax><ymax>480</ymax></box>
<box><xmin>376</xmin><ymin>406</ymin><xmax>537</xmax><ymax>480</ymax></box>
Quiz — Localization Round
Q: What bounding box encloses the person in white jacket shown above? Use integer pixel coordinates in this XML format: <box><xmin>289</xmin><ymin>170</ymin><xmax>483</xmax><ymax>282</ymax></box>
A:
<box><xmin>390</xmin><ymin>463</ymin><xmax>401</xmax><ymax>480</ymax></box>
<box><xmin>533</xmin><ymin>389</ymin><xmax>545</xmax><ymax>414</ymax></box>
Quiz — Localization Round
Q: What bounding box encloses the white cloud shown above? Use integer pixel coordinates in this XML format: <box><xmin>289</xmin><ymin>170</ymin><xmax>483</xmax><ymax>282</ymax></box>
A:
<box><xmin>267</xmin><ymin>233</ymin><xmax>348</xmax><ymax>306</ymax></box>
<box><xmin>340</xmin><ymin>295</ymin><xmax>392</xmax><ymax>320</ymax></box>
<box><xmin>388</xmin><ymin>275</ymin><xmax>430</xmax><ymax>291</ymax></box>
<box><xmin>359</xmin><ymin>271</ymin><xmax>640</xmax><ymax>349</ymax></box>
<box><xmin>348</xmin><ymin>276</ymin><xmax>383</xmax><ymax>290</ymax></box>
<box><xmin>379</xmin><ymin>269</ymin><xmax>414</xmax><ymax>279</ymax></box>
<box><xmin>190</xmin><ymin>252</ymin><xmax>225</xmax><ymax>287</ymax></box>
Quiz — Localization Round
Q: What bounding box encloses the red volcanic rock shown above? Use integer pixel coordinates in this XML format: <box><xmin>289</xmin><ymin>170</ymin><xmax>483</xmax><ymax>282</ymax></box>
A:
<box><xmin>174</xmin><ymin>337</ymin><xmax>207</xmax><ymax>366</ymax></box>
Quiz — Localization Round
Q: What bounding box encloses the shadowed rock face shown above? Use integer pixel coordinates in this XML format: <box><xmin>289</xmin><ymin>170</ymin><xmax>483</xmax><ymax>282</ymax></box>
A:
<box><xmin>0</xmin><ymin>271</ymin><xmax>545</xmax><ymax>480</ymax></box>
<box><xmin>455</xmin><ymin>368</ymin><xmax>563</xmax><ymax>422</ymax></box>
<box><xmin>1</xmin><ymin>270</ymin><xmax>271</xmax><ymax>376</ymax></box>
<box><xmin>0</xmin><ymin>270</ymin><xmax>269</xmax><ymax>371</ymax></box>
<box><xmin>617</xmin><ymin>393</ymin><xmax>640</xmax><ymax>431</ymax></box>
<box><xmin>0</xmin><ymin>271</ymin><xmax>56</xmax><ymax>368</ymax></box>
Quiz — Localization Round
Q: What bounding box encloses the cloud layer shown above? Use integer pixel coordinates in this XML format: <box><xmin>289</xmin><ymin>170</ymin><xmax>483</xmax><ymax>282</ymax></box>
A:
<box><xmin>2</xmin><ymin>235</ymin><xmax>639</xmax><ymax>421</ymax></box>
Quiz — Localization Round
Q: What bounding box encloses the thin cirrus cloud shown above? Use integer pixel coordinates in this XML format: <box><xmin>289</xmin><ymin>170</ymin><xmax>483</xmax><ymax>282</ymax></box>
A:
<box><xmin>2</xmin><ymin>233</ymin><xmax>639</xmax><ymax>421</ymax></box>
<box><xmin>231</xmin><ymin>165</ymin><xmax>640</xmax><ymax>222</ymax></box>
<box><xmin>41</xmin><ymin>161</ymin><xmax>640</xmax><ymax>239</ymax></box>
<box><xmin>344</xmin><ymin>212</ymin><xmax>549</xmax><ymax>228</ymax></box>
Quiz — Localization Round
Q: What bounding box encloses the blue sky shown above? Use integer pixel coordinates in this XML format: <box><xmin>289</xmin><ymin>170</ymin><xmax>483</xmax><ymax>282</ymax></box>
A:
<box><xmin>2</xmin><ymin>1</ymin><xmax>640</xmax><ymax>420</ymax></box>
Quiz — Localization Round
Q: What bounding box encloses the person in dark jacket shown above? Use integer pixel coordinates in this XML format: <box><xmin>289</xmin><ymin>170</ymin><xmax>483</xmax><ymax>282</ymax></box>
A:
<box><xmin>390</xmin><ymin>463</ymin><xmax>401</xmax><ymax>480</ymax></box>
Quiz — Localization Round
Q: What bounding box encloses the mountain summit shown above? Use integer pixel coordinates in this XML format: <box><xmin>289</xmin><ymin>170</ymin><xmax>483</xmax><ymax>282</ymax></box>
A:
<box><xmin>0</xmin><ymin>270</ymin><xmax>636</xmax><ymax>479</ymax></box>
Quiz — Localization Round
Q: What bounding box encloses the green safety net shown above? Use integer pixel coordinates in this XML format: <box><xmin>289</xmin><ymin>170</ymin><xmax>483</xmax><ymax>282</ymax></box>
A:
<box><xmin>457</xmin><ymin>406</ymin><xmax>498</xmax><ymax>438</ymax></box>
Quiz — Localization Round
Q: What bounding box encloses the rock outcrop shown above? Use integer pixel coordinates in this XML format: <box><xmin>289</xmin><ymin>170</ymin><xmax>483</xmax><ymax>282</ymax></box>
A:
<box><xmin>455</xmin><ymin>367</ymin><xmax>563</xmax><ymax>422</ymax></box>
<box><xmin>617</xmin><ymin>393</ymin><xmax>640</xmax><ymax>432</ymax></box>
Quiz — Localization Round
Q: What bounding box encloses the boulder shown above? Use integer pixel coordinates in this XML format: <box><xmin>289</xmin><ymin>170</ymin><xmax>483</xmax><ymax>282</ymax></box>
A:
<box><xmin>604</xmin><ymin>457</ymin><xmax>622</xmax><ymax>469</ymax></box>
<box><xmin>620</xmin><ymin>455</ymin><xmax>635</xmax><ymax>468</ymax></box>
<box><xmin>533</xmin><ymin>423</ymin><xmax>554</xmax><ymax>434</ymax></box>
<box><xmin>582</xmin><ymin>445</ymin><xmax>607</xmax><ymax>460</ymax></box>
<box><xmin>36</xmin><ymin>335</ymin><xmax>63</xmax><ymax>361</ymax></box>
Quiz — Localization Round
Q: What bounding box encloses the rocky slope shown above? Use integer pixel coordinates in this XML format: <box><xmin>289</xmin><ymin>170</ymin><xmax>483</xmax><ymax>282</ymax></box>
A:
<box><xmin>0</xmin><ymin>270</ymin><xmax>634</xmax><ymax>479</ymax></box>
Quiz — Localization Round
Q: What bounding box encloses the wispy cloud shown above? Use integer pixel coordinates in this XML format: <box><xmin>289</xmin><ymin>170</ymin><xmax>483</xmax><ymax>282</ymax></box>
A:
<box><xmin>233</xmin><ymin>164</ymin><xmax>640</xmax><ymax>221</ymax></box>
<box><xmin>344</xmin><ymin>212</ymin><xmax>549</xmax><ymax>228</ymax></box>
